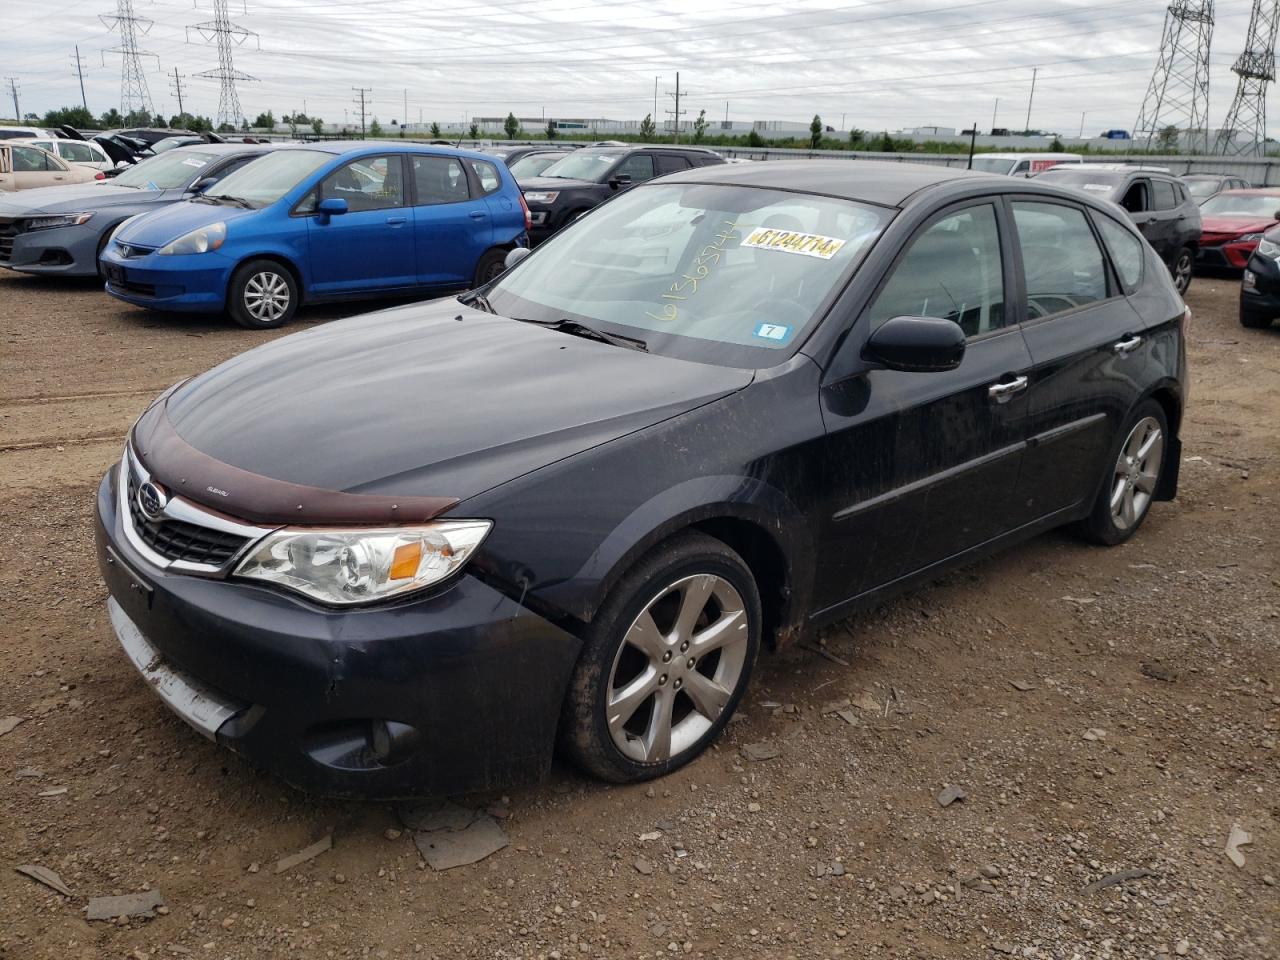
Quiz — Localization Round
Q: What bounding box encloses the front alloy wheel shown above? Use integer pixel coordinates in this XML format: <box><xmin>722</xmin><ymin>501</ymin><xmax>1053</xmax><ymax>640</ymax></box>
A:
<box><xmin>560</xmin><ymin>532</ymin><xmax>761</xmax><ymax>783</ymax></box>
<box><xmin>244</xmin><ymin>270</ymin><xmax>291</xmax><ymax>323</ymax></box>
<box><xmin>229</xmin><ymin>258</ymin><xmax>299</xmax><ymax>329</ymax></box>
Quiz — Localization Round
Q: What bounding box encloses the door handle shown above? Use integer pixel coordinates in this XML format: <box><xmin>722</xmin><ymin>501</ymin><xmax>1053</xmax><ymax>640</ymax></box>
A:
<box><xmin>385</xmin><ymin>216</ymin><xmax>407</xmax><ymax>225</ymax></box>
<box><xmin>987</xmin><ymin>375</ymin><xmax>1028</xmax><ymax>403</ymax></box>
<box><xmin>1143</xmin><ymin>217</ymin><xmax>1157</xmax><ymax>224</ymax></box>
<box><xmin>1113</xmin><ymin>335</ymin><xmax>1143</xmax><ymax>356</ymax></box>
<box><xmin>469</xmin><ymin>210</ymin><xmax>487</xmax><ymax>220</ymax></box>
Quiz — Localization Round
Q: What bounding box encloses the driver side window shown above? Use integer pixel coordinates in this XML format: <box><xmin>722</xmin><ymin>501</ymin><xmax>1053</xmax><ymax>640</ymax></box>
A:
<box><xmin>614</xmin><ymin>154</ymin><xmax>655</xmax><ymax>183</ymax></box>
<box><xmin>866</xmin><ymin>203</ymin><xmax>1006</xmax><ymax>337</ymax></box>
<box><xmin>318</xmin><ymin>154</ymin><xmax>406</xmax><ymax>212</ymax></box>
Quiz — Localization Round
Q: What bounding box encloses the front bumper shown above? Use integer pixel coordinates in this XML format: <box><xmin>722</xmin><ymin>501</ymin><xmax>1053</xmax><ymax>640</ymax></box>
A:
<box><xmin>0</xmin><ymin>220</ymin><xmax>106</xmax><ymax>276</ymax></box>
<box><xmin>99</xmin><ymin>245</ymin><xmax>232</xmax><ymax>312</ymax></box>
<box><xmin>1197</xmin><ymin>242</ymin><xmax>1255</xmax><ymax>270</ymax></box>
<box><xmin>94</xmin><ymin>467</ymin><xmax>582</xmax><ymax>797</ymax></box>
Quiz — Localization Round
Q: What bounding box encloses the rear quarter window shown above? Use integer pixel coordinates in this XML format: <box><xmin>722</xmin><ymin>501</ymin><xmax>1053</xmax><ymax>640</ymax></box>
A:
<box><xmin>1093</xmin><ymin>213</ymin><xmax>1145</xmax><ymax>293</ymax></box>
<box><xmin>1152</xmin><ymin>180</ymin><xmax>1178</xmax><ymax>210</ymax></box>
<box><xmin>467</xmin><ymin>158</ymin><xmax>502</xmax><ymax>195</ymax></box>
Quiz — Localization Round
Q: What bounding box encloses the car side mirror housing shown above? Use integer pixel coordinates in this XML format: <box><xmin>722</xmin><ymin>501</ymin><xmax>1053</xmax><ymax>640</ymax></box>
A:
<box><xmin>1273</xmin><ymin>209</ymin><xmax>1280</xmax><ymax>220</ymax></box>
<box><xmin>608</xmin><ymin>174</ymin><xmax>633</xmax><ymax>191</ymax></box>
<box><xmin>316</xmin><ymin>197</ymin><xmax>348</xmax><ymax>224</ymax></box>
<box><xmin>863</xmin><ymin>316</ymin><xmax>966</xmax><ymax>373</ymax></box>
<box><xmin>504</xmin><ymin>246</ymin><xmax>531</xmax><ymax>270</ymax></box>
<box><xmin>189</xmin><ymin>177</ymin><xmax>218</xmax><ymax>194</ymax></box>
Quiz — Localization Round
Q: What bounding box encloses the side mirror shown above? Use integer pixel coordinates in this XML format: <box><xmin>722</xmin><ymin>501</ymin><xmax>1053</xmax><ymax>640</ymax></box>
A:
<box><xmin>504</xmin><ymin>246</ymin><xmax>531</xmax><ymax>270</ymax></box>
<box><xmin>863</xmin><ymin>316</ymin><xmax>966</xmax><ymax>373</ymax></box>
<box><xmin>1273</xmin><ymin>209</ymin><xmax>1280</xmax><ymax>220</ymax></box>
<box><xmin>189</xmin><ymin>177</ymin><xmax>218</xmax><ymax>194</ymax></box>
<box><xmin>316</xmin><ymin>197</ymin><xmax>348</xmax><ymax>224</ymax></box>
<box><xmin>608</xmin><ymin>174</ymin><xmax>633</xmax><ymax>191</ymax></box>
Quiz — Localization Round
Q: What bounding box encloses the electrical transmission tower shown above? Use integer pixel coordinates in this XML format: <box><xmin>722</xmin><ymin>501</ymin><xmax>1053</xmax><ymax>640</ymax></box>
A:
<box><xmin>100</xmin><ymin>0</ymin><xmax>157</xmax><ymax>116</ymax></box>
<box><xmin>1216</xmin><ymin>0</ymin><xmax>1280</xmax><ymax>155</ymax></box>
<box><xmin>189</xmin><ymin>0</ymin><xmax>258</xmax><ymax>129</ymax></box>
<box><xmin>1134</xmin><ymin>1</ymin><xmax>1214</xmax><ymax>153</ymax></box>
<box><xmin>665</xmin><ymin>72</ymin><xmax>686</xmax><ymax>143</ymax></box>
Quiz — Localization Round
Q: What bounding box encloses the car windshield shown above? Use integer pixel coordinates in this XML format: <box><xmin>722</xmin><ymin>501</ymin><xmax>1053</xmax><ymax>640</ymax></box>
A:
<box><xmin>486</xmin><ymin>182</ymin><xmax>891</xmax><ymax>368</ymax></box>
<box><xmin>508</xmin><ymin>153</ymin><xmax>564</xmax><ymax>178</ymax></box>
<box><xmin>1183</xmin><ymin>178</ymin><xmax>1222</xmax><ymax>200</ymax></box>
<box><xmin>204</xmin><ymin>149</ymin><xmax>332</xmax><ymax>207</ymax></box>
<box><xmin>537</xmin><ymin>151</ymin><xmax>622</xmax><ymax>181</ymax></box>
<box><xmin>111</xmin><ymin>150</ymin><xmax>222</xmax><ymax>190</ymax></box>
<box><xmin>969</xmin><ymin>157</ymin><xmax>1017</xmax><ymax>175</ymax></box>
<box><xmin>1199</xmin><ymin>192</ymin><xmax>1280</xmax><ymax>217</ymax></box>
<box><xmin>1034</xmin><ymin>169</ymin><xmax>1122</xmax><ymax>196</ymax></box>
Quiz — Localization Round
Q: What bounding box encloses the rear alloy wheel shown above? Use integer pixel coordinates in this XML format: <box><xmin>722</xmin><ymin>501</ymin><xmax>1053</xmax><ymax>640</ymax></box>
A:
<box><xmin>1171</xmin><ymin>246</ymin><xmax>1193</xmax><ymax>295</ymax></box>
<box><xmin>560</xmin><ymin>532</ymin><xmax>761</xmax><ymax>783</ymax></box>
<box><xmin>229</xmin><ymin>259</ymin><xmax>298</xmax><ymax>330</ymax></box>
<box><xmin>472</xmin><ymin>248</ymin><xmax>508</xmax><ymax>288</ymax></box>
<box><xmin>1078</xmin><ymin>399</ymin><xmax>1168</xmax><ymax>545</ymax></box>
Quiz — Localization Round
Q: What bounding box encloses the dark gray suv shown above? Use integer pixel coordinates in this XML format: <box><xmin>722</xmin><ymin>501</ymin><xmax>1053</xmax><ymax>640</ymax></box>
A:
<box><xmin>1035</xmin><ymin>166</ymin><xmax>1201</xmax><ymax>294</ymax></box>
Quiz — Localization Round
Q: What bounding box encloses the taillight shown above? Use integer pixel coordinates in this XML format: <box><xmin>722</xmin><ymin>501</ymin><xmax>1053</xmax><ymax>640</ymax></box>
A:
<box><xmin>518</xmin><ymin>192</ymin><xmax>532</xmax><ymax>232</ymax></box>
<box><xmin>94</xmin><ymin>172</ymin><xmax>106</xmax><ymax>180</ymax></box>
<box><xmin>1181</xmin><ymin>305</ymin><xmax>1192</xmax><ymax>334</ymax></box>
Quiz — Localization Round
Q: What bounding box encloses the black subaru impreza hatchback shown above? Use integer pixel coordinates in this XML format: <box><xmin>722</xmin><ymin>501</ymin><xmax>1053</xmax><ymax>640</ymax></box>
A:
<box><xmin>96</xmin><ymin>160</ymin><xmax>1187</xmax><ymax>797</ymax></box>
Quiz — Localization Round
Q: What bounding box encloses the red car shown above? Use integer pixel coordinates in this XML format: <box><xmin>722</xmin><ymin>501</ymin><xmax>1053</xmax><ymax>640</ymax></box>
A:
<box><xmin>1197</xmin><ymin>188</ymin><xmax>1280</xmax><ymax>269</ymax></box>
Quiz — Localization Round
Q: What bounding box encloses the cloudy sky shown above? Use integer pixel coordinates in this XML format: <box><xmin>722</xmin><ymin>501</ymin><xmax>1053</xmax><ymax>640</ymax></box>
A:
<box><xmin>0</xmin><ymin>0</ymin><xmax>1264</xmax><ymax>135</ymax></box>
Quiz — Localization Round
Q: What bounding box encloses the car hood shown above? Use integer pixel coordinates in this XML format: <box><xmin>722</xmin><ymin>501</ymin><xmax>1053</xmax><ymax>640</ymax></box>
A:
<box><xmin>115</xmin><ymin>199</ymin><xmax>257</xmax><ymax>247</ymax></box>
<box><xmin>144</xmin><ymin>300</ymin><xmax>754</xmax><ymax>519</ymax></box>
<box><xmin>1200</xmin><ymin>214</ymin><xmax>1277</xmax><ymax>236</ymax></box>
<box><xmin>518</xmin><ymin>175</ymin><xmax>597</xmax><ymax>190</ymax></box>
<box><xmin>0</xmin><ymin>182</ymin><xmax>157</xmax><ymax>215</ymax></box>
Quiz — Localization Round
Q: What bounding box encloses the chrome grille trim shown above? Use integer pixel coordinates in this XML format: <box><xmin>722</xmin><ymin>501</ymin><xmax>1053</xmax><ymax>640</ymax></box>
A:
<box><xmin>118</xmin><ymin>445</ymin><xmax>276</xmax><ymax>577</ymax></box>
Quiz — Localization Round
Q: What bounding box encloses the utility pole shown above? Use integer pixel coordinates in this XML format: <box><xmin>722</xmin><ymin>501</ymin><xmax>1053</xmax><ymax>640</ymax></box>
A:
<box><xmin>5</xmin><ymin>77</ymin><xmax>19</xmax><ymax>121</ymax></box>
<box><xmin>169</xmin><ymin>67</ymin><xmax>186</xmax><ymax>117</ymax></box>
<box><xmin>1024</xmin><ymin>68</ymin><xmax>1037</xmax><ymax>133</ymax></box>
<box><xmin>665</xmin><ymin>71</ymin><xmax>686</xmax><ymax>143</ymax></box>
<box><xmin>1079</xmin><ymin>110</ymin><xmax>1088</xmax><ymax>138</ymax></box>
<box><xmin>72</xmin><ymin>46</ymin><xmax>89</xmax><ymax>112</ymax></box>
<box><xmin>653</xmin><ymin>77</ymin><xmax>659</xmax><ymax>126</ymax></box>
<box><xmin>991</xmin><ymin>97</ymin><xmax>999</xmax><ymax>132</ymax></box>
<box><xmin>352</xmin><ymin>86</ymin><xmax>371</xmax><ymax>137</ymax></box>
<box><xmin>402</xmin><ymin>88</ymin><xmax>407</xmax><ymax>137</ymax></box>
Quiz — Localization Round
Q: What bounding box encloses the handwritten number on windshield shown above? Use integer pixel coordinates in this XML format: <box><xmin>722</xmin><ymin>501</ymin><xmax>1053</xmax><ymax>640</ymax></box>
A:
<box><xmin>645</xmin><ymin>220</ymin><xmax>739</xmax><ymax>322</ymax></box>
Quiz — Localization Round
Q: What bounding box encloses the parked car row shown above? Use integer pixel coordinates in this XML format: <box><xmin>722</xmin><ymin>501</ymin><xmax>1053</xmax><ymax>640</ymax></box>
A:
<box><xmin>90</xmin><ymin>158</ymin><xmax>1194</xmax><ymax>797</ymax></box>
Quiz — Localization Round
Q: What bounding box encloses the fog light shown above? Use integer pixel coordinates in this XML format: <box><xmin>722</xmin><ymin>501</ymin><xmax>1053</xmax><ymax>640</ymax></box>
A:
<box><xmin>1243</xmin><ymin>270</ymin><xmax>1257</xmax><ymax>291</ymax></box>
<box><xmin>369</xmin><ymin>720</ymin><xmax>421</xmax><ymax>764</ymax></box>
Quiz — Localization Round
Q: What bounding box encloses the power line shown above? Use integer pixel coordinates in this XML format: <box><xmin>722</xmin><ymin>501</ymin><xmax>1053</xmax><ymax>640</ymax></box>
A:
<box><xmin>352</xmin><ymin>86</ymin><xmax>371</xmax><ymax>136</ymax></box>
<box><xmin>100</xmin><ymin>0</ymin><xmax>157</xmax><ymax>115</ymax></box>
<box><xmin>189</xmin><ymin>0</ymin><xmax>258</xmax><ymax>129</ymax></box>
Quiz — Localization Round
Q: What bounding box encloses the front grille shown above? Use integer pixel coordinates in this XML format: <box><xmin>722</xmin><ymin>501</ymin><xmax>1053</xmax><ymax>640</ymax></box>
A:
<box><xmin>125</xmin><ymin>469</ymin><xmax>250</xmax><ymax>566</ymax></box>
<box><xmin>0</xmin><ymin>217</ymin><xmax>20</xmax><ymax>263</ymax></box>
<box><xmin>116</xmin><ymin>242</ymin><xmax>155</xmax><ymax>259</ymax></box>
<box><xmin>116</xmin><ymin>278</ymin><xmax>157</xmax><ymax>297</ymax></box>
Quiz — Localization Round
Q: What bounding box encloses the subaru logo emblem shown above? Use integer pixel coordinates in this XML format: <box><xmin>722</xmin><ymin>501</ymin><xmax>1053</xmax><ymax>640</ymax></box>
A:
<box><xmin>137</xmin><ymin>481</ymin><xmax>167</xmax><ymax>521</ymax></box>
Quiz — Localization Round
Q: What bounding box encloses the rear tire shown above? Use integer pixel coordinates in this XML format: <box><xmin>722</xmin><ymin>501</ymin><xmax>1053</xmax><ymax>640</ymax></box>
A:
<box><xmin>1240</xmin><ymin>303</ymin><xmax>1273</xmax><ymax>328</ymax></box>
<box><xmin>1077</xmin><ymin>399</ymin><xmax>1169</xmax><ymax>546</ymax></box>
<box><xmin>559</xmin><ymin>532</ymin><xmax>761</xmax><ymax>784</ymax></box>
<box><xmin>228</xmin><ymin>259</ymin><xmax>298</xmax><ymax>330</ymax></box>
<box><xmin>1171</xmin><ymin>246</ymin><xmax>1193</xmax><ymax>295</ymax></box>
<box><xmin>472</xmin><ymin>248</ymin><xmax>508</xmax><ymax>288</ymax></box>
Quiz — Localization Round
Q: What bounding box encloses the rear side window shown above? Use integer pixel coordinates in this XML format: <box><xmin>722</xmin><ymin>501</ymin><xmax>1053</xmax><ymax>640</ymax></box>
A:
<box><xmin>413</xmin><ymin>156</ymin><xmax>469</xmax><ymax>204</ymax></box>
<box><xmin>1152</xmin><ymin>179</ymin><xmax>1178</xmax><ymax>210</ymax></box>
<box><xmin>467</xmin><ymin>158</ymin><xmax>501</xmax><ymax>195</ymax></box>
<box><xmin>1012</xmin><ymin>201</ymin><xmax>1108</xmax><ymax>318</ymax></box>
<box><xmin>867</xmin><ymin>203</ymin><xmax>1006</xmax><ymax>337</ymax></box>
<box><xmin>1094</xmin><ymin>214</ymin><xmax>1145</xmax><ymax>292</ymax></box>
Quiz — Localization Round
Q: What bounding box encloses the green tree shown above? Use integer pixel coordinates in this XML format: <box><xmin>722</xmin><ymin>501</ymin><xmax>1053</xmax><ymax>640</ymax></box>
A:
<box><xmin>692</xmin><ymin>108</ymin><xmax>708</xmax><ymax>143</ymax></box>
<box><xmin>153</xmin><ymin>112</ymin><xmax>166</xmax><ymax>127</ymax></box>
<box><xmin>189</xmin><ymin>115</ymin><xmax>213</xmax><ymax>133</ymax></box>
<box><xmin>122</xmin><ymin>108</ymin><xmax>152</xmax><ymax>127</ymax></box>
<box><xmin>545</xmin><ymin>119</ymin><xmax>557</xmax><ymax>139</ymax></box>
<box><xmin>216</xmin><ymin>122</ymin><xmax>236</xmax><ymax>133</ymax></box>
<box><xmin>848</xmin><ymin>128</ymin><xmax>866</xmax><ymax>147</ymax></box>
<box><xmin>240</xmin><ymin>119</ymin><xmax>249</xmax><ymax>133</ymax></box>
<box><xmin>504</xmin><ymin>112</ymin><xmax>520</xmax><ymax>139</ymax></box>
<box><xmin>469</xmin><ymin>121</ymin><xmax>480</xmax><ymax>140</ymax></box>
<box><xmin>429</xmin><ymin>121</ymin><xmax>441</xmax><ymax>138</ymax></box>
<box><xmin>877</xmin><ymin>130</ymin><xmax>895</xmax><ymax>152</ymax></box>
<box><xmin>252</xmin><ymin>111</ymin><xmax>274</xmax><ymax>129</ymax></box>
<box><xmin>1049</xmin><ymin>136</ymin><xmax>1065</xmax><ymax>153</ymax></box>
<box><xmin>1156</xmin><ymin>124</ymin><xmax>1179</xmax><ymax>152</ymax></box>
<box><xmin>369</xmin><ymin>117</ymin><xmax>383</xmax><ymax>137</ymax></box>
<box><xmin>284</xmin><ymin>113</ymin><xmax>300</xmax><ymax>137</ymax></box>
<box><xmin>639</xmin><ymin>113</ymin><xmax>656</xmax><ymax>139</ymax></box>
<box><xmin>311</xmin><ymin>116</ymin><xmax>324</xmax><ymax>136</ymax></box>
<box><xmin>99</xmin><ymin>108</ymin><xmax>124</xmax><ymax>128</ymax></box>
<box><xmin>746</xmin><ymin>129</ymin><xmax>765</xmax><ymax>147</ymax></box>
<box><xmin>809</xmin><ymin>114</ymin><xmax>823</xmax><ymax>150</ymax></box>
<box><xmin>42</xmin><ymin>106</ymin><xmax>94</xmax><ymax>128</ymax></box>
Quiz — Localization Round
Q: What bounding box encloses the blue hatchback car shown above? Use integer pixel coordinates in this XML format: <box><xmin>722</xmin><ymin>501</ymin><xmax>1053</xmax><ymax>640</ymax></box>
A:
<box><xmin>100</xmin><ymin>142</ymin><xmax>531</xmax><ymax>328</ymax></box>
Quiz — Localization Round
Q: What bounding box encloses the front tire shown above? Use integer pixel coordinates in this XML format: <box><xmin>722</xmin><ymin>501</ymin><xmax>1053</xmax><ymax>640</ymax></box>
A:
<box><xmin>228</xmin><ymin>259</ymin><xmax>298</xmax><ymax>330</ymax></box>
<box><xmin>1171</xmin><ymin>246</ymin><xmax>1193</xmax><ymax>295</ymax></box>
<box><xmin>1078</xmin><ymin>399</ymin><xmax>1169</xmax><ymax>545</ymax></box>
<box><xmin>559</xmin><ymin>532</ymin><xmax>761</xmax><ymax>783</ymax></box>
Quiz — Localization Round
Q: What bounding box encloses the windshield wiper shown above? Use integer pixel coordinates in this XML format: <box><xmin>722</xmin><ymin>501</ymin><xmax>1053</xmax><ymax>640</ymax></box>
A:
<box><xmin>207</xmin><ymin>194</ymin><xmax>254</xmax><ymax>209</ymax></box>
<box><xmin>513</xmin><ymin>317</ymin><xmax>647</xmax><ymax>352</ymax></box>
<box><xmin>458</xmin><ymin>291</ymin><xmax>495</xmax><ymax>314</ymax></box>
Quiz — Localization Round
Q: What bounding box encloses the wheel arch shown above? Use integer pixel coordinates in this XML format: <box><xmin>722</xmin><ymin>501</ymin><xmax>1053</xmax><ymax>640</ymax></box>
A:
<box><xmin>1141</xmin><ymin>380</ymin><xmax>1183</xmax><ymax>500</ymax></box>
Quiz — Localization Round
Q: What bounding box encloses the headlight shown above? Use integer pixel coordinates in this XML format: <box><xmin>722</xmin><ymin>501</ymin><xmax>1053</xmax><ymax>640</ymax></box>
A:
<box><xmin>1237</xmin><ymin>233</ymin><xmax>1265</xmax><ymax>243</ymax></box>
<box><xmin>234</xmin><ymin>521</ymin><xmax>492</xmax><ymax>606</ymax></box>
<box><xmin>26</xmin><ymin>212</ymin><xmax>94</xmax><ymax>231</ymax></box>
<box><xmin>523</xmin><ymin>191</ymin><xmax>559</xmax><ymax>204</ymax></box>
<box><xmin>157</xmin><ymin>221</ymin><xmax>226</xmax><ymax>255</ymax></box>
<box><xmin>1257</xmin><ymin>237</ymin><xmax>1280</xmax><ymax>258</ymax></box>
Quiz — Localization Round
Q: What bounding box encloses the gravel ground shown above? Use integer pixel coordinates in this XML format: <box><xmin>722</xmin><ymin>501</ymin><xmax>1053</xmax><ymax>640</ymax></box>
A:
<box><xmin>0</xmin><ymin>271</ymin><xmax>1276</xmax><ymax>960</ymax></box>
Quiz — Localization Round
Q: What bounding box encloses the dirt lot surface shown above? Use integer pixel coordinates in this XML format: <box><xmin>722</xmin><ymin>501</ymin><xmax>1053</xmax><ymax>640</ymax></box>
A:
<box><xmin>0</xmin><ymin>272</ymin><xmax>1277</xmax><ymax>960</ymax></box>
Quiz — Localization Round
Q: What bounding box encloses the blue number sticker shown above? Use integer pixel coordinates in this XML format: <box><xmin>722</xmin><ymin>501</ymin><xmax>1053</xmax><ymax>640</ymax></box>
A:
<box><xmin>754</xmin><ymin>323</ymin><xmax>792</xmax><ymax>342</ymax></box>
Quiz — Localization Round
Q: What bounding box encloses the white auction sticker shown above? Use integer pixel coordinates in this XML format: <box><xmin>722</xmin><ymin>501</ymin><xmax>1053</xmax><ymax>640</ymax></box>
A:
<box><xmin>741</xmin><ymin>227</ymin><xmax>846</xmax><ymax>260</ymax></box>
